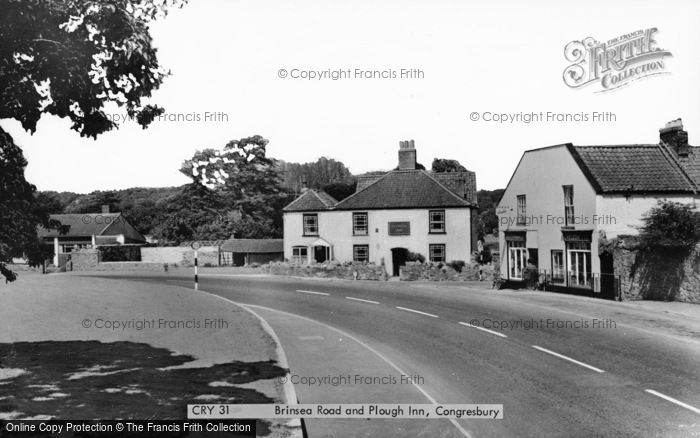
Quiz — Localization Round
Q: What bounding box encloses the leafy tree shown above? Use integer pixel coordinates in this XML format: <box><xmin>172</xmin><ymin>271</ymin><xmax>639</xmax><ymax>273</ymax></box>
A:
<box><xmin>0</xmin><ymin>130</ymin><xmax>64</xmax><ymax>281</ymax></box>
<box><xmin>0</xmin><ymin>0</ymin><xmax>183</xmax><ymax>281</ymax></box>
<box><xmin>432</xmin><ymin>158</ymin><xmax>467</xmax><ymax>173</ymax></box>
<box><xmin>638</xmin><ymin>201</ymin><xmax>700</xmax><ymax>250</ymax></box>
<box><xmin>278</xmin><ymin>157</ymin><xmax>355</xmax><ymax>192</ymax></box>
<box><xmin>179</xmin><ymin>136</ymin><xmax>288</xmax><ymax>240</ymax></box>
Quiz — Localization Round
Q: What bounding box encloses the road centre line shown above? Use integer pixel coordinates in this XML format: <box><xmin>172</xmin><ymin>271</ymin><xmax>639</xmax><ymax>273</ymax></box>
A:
<box><xmin>644</xmin><ymin>389</ymin><xmax>700</xmax><ymax>415</ymax></box>
<box><xmin>458</xmin><ymin>321</ymin><xmax>508</xmax><ymax>338</ymax></box>
<box><xmin>295</xmin><ymin>290</ymin><xmax>330</xmax><ymax>296</ymax></box>
<box><xmin>346</xmin><ymin>296</ymin><xmax>380</xmax><ymax>304</ymax></box>
<box><xmin>396</xmin><ymin>306</ymin><xmax>439</xmax><ymax>318</ymax></box>
<box><xmin>532</xmin><ymin>345</ymin><xmax>605</xmax><ymax>373</ymax></box>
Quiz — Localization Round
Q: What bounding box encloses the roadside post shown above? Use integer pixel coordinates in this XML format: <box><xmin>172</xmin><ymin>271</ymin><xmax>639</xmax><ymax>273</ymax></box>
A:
<box><xmin>191</xmin><ymin>241</ymin><xmax>201</xmax><ymax>290</ymax></box>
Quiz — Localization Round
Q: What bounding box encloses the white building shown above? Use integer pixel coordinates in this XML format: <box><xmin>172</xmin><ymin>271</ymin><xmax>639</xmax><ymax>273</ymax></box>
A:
<box><xmin>283</xmin><ymin>141</ymin><xmax>478</xmax><ymax>276</ymax></box>
<box><xmin>497</xmin><ymin>119</ymin><xmax>699</xmax><ymax>296</ymax></box>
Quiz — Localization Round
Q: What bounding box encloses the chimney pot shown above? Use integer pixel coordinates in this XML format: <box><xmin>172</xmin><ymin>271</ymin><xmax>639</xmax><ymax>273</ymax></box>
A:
<box><xmin>398</xmin><ymin>139</ymin><xmax>417</xmax><ymax>170</ymax></box>
<box><xmin>660</xmin><ymin>118</ymin><xmax>689</xmax><ymax>157</ymax></box>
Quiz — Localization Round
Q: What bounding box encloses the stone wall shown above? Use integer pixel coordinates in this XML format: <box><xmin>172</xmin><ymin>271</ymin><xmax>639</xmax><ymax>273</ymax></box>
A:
<box><xmin>613</xmin><ymin>238</ymin><xmax>700</xmax><ymax>303</ymax></box>
<box><xmin>265</xmin><ymin>262</ymin><xmax>387</xmax><ymax>280</ymax></box>
<box><xmin>400</xmin><ymin>261</ymin><xmax>497</xmax><ymax>282</ymax></box>
<box><xmin>140</xmin><ymin>246</ymin><xmax>220</xmax><ymax>267</ymax></box>
<box><xmin>70</xmin><ymin>248</ymin><xmax>165</xmax><ymax>272</ymax></box>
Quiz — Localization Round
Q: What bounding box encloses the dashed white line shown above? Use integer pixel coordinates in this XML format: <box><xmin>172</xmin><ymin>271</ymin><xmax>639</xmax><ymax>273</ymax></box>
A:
<box><xmin>346</xmin><ymin>296</ymin><xmax>380</xmax><ymax>304</ymax></box>
<box><xmin>645</xmin><ymin>389</ymin><xmax>700</xmax><ymax>415</ymax></box>
<box><xmin>396</xmin><ymin>306</ymin><xmax>439</xmax><ymax>318</ymax></box>
<box><xmin>295</xmin><ymin>290</ymin><xmax>330</xmax><ymax>296</ymax></box>
<box><xmin>459</xmin><ymin>322</ymin><xmax>508</xmax><ymax>338</ymax></box>
<box><xmin>532</xmin><ymin>345</ymin><xmax>605</xmax><ymax>373</ymax></box>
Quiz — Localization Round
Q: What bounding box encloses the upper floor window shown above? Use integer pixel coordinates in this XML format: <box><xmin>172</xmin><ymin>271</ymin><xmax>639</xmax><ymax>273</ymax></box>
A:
<box><xmin>516</xmin><ymin>195</ymin><xmax>527</xmax><ymax>225</ymax></box>
<box><xmin>429</xmin><ymin>244</ymin><xmax>446</xmax><ymax>263</ymax></box>
<box><xmin>563</xmin><ymin>185</ymin><xmax>574</xmax><ymax>226</ymax></box>
<box><xmin>353</xmin><ymin>212</ymin><xmax>368</xmax><ymax>235</ymax></box>
<box><xmin>429</xmin><ymin>210</ymin><xmax>446</xmax><ymax>233</ymax></box>
<box><xmin>303</xmin><ymin>214</ymin><xmax>318</xmax><ymax>236</ymax></box>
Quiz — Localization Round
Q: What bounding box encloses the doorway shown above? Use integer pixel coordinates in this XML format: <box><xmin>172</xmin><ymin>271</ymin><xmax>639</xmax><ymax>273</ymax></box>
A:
<box><xmin>314</xmin><ymin>245</ymin><xmax>329</xmax><ymax>263</ymax></box>
<box><xmin>391</xmin><ymin>247</ymin><xmax>408</xmax><ymax>276</ymax></box>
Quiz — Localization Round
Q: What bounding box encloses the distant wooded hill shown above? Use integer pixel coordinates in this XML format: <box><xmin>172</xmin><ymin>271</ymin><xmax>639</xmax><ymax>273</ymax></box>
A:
<box><xmin>37</xmin><ymin>157</ymin><xmax>502</xmax><ymax>243</ymax></box>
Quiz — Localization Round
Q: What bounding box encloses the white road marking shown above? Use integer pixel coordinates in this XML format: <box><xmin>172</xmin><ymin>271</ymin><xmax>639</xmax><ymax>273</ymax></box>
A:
<box><xmin>458</xmin><ymin>322</ymin><xmax>508</xmax><ymax>338</ymax></box>
<box><xmin>346</xmin><ymin>296</ymin><xmax>380</xmax><ymax>305</ymax></box>
<box><xmin>242</xmin><ymin>304</ymin><xmax>472</xmax><ymax>438</ymax></box>
<box><xmin>532</xmin><ymin>345</ymin><xmax>605</xmax><ymax>373</ymax></box>
<box><xmin>645</xmin><ymin>389</ymin><xmax>700</xmax><ymax>415</ymax></box>
<box><xmin>396</xmin><ymin>306</ymin><xmax>439</xmax><ymax>318</ymax></box>
<box><xmin>295</xmin><ymin>290</ymin><xmax>330</xmax><ymax>296</ymax></box>
<box><xmin>298</xmin><ymin>335</ymin><xmax>325</xmax><ymax>341</ymax></box>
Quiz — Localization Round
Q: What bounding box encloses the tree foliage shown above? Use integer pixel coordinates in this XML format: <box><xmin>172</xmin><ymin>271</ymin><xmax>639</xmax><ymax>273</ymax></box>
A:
<box><xmin>177</xmin><ymin>136</ymin><xmax>290</xmax><ymax>242</ymax></box>
<box><xmin>432</xmin><ymin>158</ymin><xmax>467</xmax><ymax>173</ymax></box>
<box><xmin>0</xmin><ymin>129</ymin><xmax>64</xmax><ymax>281</ymax></box>
<box><xmin>638</xmin><ymin>201</ymin><xmax>700</xmax><ymax>250</ymax></box>
<box><xmin>0</xmin><ymin>0</ymin><xmax>184</xmax><ymax>137</ymax></box>
<box><xmin>278</xmin><ymin>157</ymin><xmax>355</xmax><ymax>193</ymax></box>
<box><xmin>0</xmin><ymin>0</ymin><xmax>182</xmax><ymax>281</ymax></box>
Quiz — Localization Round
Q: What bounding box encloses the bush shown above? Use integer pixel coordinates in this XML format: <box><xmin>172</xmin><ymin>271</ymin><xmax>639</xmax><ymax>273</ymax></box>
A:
<box><xmin>406</xmin><ymin>252</ymin><xmax>425</xmax><ymax>263</ymax></box>
<box><xmin>639</xmin><ymin>201</ymin><xmax>700</xmax><ymax>250</ymax></box>
<box><xmin>448</xmin><ymin>260</ymin><xmax>466</xmax><ymax>272</ymax></box>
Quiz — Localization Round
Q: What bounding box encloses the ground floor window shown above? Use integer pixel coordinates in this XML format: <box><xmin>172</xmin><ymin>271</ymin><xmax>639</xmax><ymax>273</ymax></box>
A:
<box><xmin>292</xmin><ymin>246</ymin><xmax>308</xmax><ymax>264</ymax></box>
<box><xmin>551</xmin><ymin>250</ymin><xmax>565</xmax><ymax>284</ymax></box>
<box><xmin>567</xmin><ymin>241</ymin><xmax>592</xmax><ymax>288</ymax></box>
<box><xmin>507</xmin><ymin>241</ymin><xmax>527</xmax><ymax>280</ymax></box>
<box><xmin>429</xmin><ymin>244</ymin><xmax>446</xmax><ymax>263</ymax></box>
<box><xmin>353</xmin><ymin>245</ymin><xmax>369</xmax><ymax>262</ymax></box>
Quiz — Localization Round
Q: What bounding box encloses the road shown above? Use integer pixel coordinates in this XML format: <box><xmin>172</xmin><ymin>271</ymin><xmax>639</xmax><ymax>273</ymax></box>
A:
<box><xmin>93</xmin><ymin>272</ymin><xmax>700</xmax><ymax>437</ymax></box>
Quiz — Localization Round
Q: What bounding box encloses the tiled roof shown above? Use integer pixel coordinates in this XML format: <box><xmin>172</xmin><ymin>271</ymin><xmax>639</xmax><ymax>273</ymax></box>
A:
<box><xmin>356</xmin><ymin>174</ymin><xmax>384</xmax><ymax>191</ymax></box>
<box><xmin>38</xmin><ymin>213</ymin><xmax>123</xmax><ymax>237</ymax></box>
<box><xmin>334</xmin><ymin>170</ymin><xmax>475</xmax><ymax>210</ymax></box>
<box><xmin>221</xmin><ymin>238</ymin><xmax>283</xmax><ymax>253</ymax></box>
<box><xmin>283</xmin><ymin>189</ymin><xmax>338</xmax><ymax>212</ymax></box>
<box><xmin>569</xmin><ymin>144</ymin><xmax>699</xmax><ymax>194</ymax></box>
<box><xmin>677</xmin><ymin>146</ymin><xmax>700</xmax><ymax>185</ymax></box>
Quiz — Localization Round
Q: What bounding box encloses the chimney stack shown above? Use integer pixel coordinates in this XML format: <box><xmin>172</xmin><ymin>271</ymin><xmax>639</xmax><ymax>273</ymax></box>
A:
<box><xmin>398</xmin><ymin>139</ymin><xmax>417</xmax><ymax>170</ymax></box>
<box><xmin>101</xmin><ymin>204</ymin><xmax>110</xmax><ymax>214</ymax></box>
<box><xmin>300</xmin><ymin>176</ymin><xmax>308</xmax><ymax>193</ymax></box>
<box><xmin>660</xmin><ymin>118</ymin><xmax>689</xmax><ymax>157</ymax></box>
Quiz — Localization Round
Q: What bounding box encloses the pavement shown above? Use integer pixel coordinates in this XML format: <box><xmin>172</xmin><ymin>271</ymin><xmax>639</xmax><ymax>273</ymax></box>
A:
<box><xmin>13</xmin><ymin>270</ymin><xmax>700</xmax><ymax>437</ymax></box>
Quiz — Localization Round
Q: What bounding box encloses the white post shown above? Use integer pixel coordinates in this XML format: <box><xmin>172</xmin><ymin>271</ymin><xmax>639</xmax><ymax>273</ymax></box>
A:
<box><xmin>91</xmin><ymin>234</ymin><xmax>96</xmax><ymax>247</ymax></box>
<box><xmin>194</xmin><ymin>249</ymin><xmax>198</xmax><ymax>291</ymax></box>
<box><xmin>53</xmin><ymin>237</ymin><xmax>59</xmax><ymax>266</ymax></box>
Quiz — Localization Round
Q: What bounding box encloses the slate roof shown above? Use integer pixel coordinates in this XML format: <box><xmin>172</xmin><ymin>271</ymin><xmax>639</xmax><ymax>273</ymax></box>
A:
<box><xmin>221</xmin><ymin>239</ymin><xmax>283</xmax><ymax>253</ymax></box>
<box><xmin>283</xmin><ymin>189</ymin><xmax>338</xmax><ymax>212</ymax></box>
<box><xmin>567</xmin><ymin>144</ymin><xmax>699</xmax><ymax>194</ymax></box>
<box><xmin>333</xmin><ymin>170</ymin><xmax>475</xmax><ymax>210</ymax></box>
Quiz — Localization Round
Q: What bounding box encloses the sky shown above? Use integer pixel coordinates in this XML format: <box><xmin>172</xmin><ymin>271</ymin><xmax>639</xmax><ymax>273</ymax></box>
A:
<box><xmin>5</xmin><ymin>0</ymin><xmax>700</xmax><ymax>193</ymax></box>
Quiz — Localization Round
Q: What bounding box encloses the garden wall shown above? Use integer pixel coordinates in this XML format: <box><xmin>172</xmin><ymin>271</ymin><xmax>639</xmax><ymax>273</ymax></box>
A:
<box><xmin>265</xmin><ymin>262</ymin><xmax>387</xmax><ymax>280</ymax></box>
<box><xmin>400</xmin><ymin>261</ymin><xmax>497</xmax><ymax>282</ymax></box>
<box><xmin>140</xmin><ymin>246</ymin><xmax>220</xmax><ymax>267</ymax></box>
<box><xmin>70</xmin><ymin>249</ymin><xmax>165</xmax><ymax>272</ymax></box>
<box><xmin>613</xmin><ymin>238</ymin><xmax>700</xmax><ymax>303</ymax></box>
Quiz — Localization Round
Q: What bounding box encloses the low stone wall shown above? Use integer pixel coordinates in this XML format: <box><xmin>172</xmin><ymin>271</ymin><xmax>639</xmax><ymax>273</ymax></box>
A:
<box><xmin>613</xmin><ymin>239</ymin><xmax>700</xmax><ymax>303</ymax></box>
<box><xmin>82</xmin><ymin>261</ymin><xmax>166</xmax><ymax>272</ymax></box>
<box><xmin>141</xmin><ymin>246</ymin><xmax>220</xmax><ymax>267</ymax></box>
<box><xmin>265</xmin><ymin>262</ymin><xmax>387</xmax><ymax>280</ymax></box>
<box><xmin>70</xmin><ymin>249</ymin><xmax>165</xmax><ymax>272</ymax></box>
<box><xmin>400</xmin><ymin>261</ymin><xmax>497</xmax><ymax>282</ymax></box>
